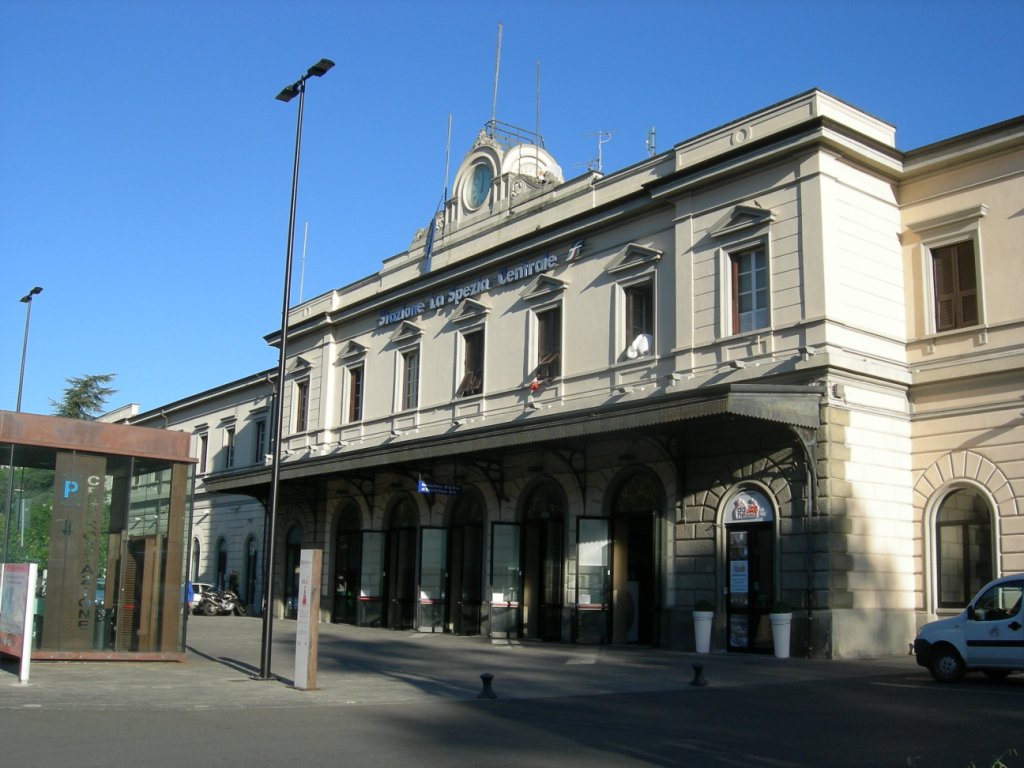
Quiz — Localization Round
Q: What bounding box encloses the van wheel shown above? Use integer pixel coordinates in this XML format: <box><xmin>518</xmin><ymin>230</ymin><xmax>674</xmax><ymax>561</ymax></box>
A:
<box><xmin>929</xmin><ymin>646</ymin><xmax>966</xmax><ymax>683</ymax></box>
<box><xmin>983</xmin><ymin>669</ymin><xmax>1011</xmax><ymax>681</ymax></box>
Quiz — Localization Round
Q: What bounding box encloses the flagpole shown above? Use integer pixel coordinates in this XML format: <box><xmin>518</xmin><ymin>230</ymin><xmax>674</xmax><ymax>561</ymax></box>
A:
<box><xmin>443</xmin><ymin>113</ymin><xmax>452</xmax><ymax>202</ymax></box>
<box><xmin>490</xmin><ymin>22</ymin><xmax>502</xmax><ymax>135</ymax></box>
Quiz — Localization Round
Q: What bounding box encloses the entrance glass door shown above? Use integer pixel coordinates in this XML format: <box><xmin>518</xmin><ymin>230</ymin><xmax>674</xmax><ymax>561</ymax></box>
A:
<box><xmin>576</xmin><ymin>517</ymin><xmax>610</xmax><ymax>644</ymax></box>
<box><xmin>357</xmin><ymin>531</ymin><xmax>384</xmax><ymax>627</ymax></box>
<box><xmin>418</xmin><ymin>527</ymin><xmax>446</xmax><ymax>631</ymax></box>
<box><xmin>612</xmin><ymin>514</ymin><xmax>656</xmax><ymax>644</ymax></box>
<box><xmin>726</xmin><ymin>523</ymin><xmax>774</xmax><ymax>653</ymax></box>
<box><xmin>449</xmin><ymin>524</ymin><xmax>483</xmax><ymax>635</ymax></box>
<box><xmin>387</xmin><ymin>527</ymin><xmax>416</xmax><ymax>629</ymax></box>
<box><xmin>524</xmin><ymin>519</ymin><xmax>563</xmax><ymax>641</ymax></box>
<box><xmin>490</xmin><ymin>523</ymin><xmax>521</xmax><ymax>637</ymax></box>
<box><xmin>333</xmin><ymin>530</ymin><xmax>361</xmax><ymax>624</ymax></box>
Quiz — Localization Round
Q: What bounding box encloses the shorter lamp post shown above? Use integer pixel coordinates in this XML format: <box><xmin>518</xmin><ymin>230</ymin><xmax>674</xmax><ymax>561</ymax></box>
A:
<box><xmin>15</xmin><ymin>286</ymin><xmax>42</xmax><ymax>412</ymax></box>
<box><xmin>3</xmin><ymin>285</ymin><xmax>43</xmax><ymax>564</ymax></box>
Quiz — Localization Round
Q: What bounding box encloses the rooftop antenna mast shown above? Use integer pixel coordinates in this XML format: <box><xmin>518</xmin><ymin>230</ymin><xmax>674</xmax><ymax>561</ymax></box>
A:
<box><xmin>590</xmin><ymin>130</ymin><xmax>612</xmax><ymax>173</ymax></box>
<box><xmin>646</xmin><ymin>126</ymin><xmax>657</xmax><ymax>158</ymax></box>
<box><xmin>489</xmin><ymin>21</ymin><xmax>502</xmax><ymax>136</ymax></box>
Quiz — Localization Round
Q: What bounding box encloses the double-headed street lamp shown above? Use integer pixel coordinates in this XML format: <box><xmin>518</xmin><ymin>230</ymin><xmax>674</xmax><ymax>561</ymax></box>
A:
<box><xmin>258</xmin><ymin>58</ymin><xmax>334</xmax><ymax>681</ymax></box>
<box><xmin>3</xmin><ymin>285</ymin><xmax>43</xmax><ymax>564</ymax></box>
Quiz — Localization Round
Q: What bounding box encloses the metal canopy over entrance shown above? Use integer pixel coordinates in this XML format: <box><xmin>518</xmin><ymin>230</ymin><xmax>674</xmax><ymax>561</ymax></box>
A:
<box><xmin>202</xmin><ymin>384</ymin><xmax>822</xmax><ymax>499</ymax></box>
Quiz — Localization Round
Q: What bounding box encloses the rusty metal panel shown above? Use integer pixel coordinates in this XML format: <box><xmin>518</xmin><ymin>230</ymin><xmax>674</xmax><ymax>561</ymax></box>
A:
<box><xmin>0</xmin><ymin>410</ymin><xmax>193</xmax><ymax>463</ymax></box>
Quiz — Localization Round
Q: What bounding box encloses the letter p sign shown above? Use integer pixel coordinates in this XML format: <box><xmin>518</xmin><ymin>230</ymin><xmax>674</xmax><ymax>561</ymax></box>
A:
<box><xmin>63</xmin><ymin>480</ymin><xmax>79</xmax><ymax>498</ymax></box>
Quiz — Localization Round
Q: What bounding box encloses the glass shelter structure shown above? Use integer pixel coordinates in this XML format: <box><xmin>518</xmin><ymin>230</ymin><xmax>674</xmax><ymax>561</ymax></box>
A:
<box><xmin>1</xmin><ymin>411</ymin><xmax>194</xmax><ymax>660</ymax></box>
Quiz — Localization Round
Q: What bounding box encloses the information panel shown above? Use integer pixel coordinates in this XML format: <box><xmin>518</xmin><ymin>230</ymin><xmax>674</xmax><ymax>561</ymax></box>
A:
<box><xmin>0</xmin><ymin>562</ymin><xmax>39</xmax><ymax>683</ymax></box>
<box><xmin>294</xmin><ymin>549</ymin><xmax>321</xmax><ymax>691</ymax></box>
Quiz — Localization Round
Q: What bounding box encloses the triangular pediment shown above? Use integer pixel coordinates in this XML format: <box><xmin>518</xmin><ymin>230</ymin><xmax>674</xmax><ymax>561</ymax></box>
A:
<box><xmin>391</xmin><ymin>321</ymin><xmax>423</xmax><ymax>344</ymax></box>
<box><xmin>606</xmin><ymin>243</ymin><xmax>663</xmax><ymax>275</ymax></box>
<box><xmin>521</xmin><ymin>275</ymin><xmax>567</xmax><ymax>303</ymax></box>
<box><xmin>290</xmin><ymin>355</ymin><xmax>312</xmax><ymax>371</ymax></box>
<box><xmin>450</xmin><ymin>298</ymin><xmax>489</xmax><ymax>325</ymax></box>
<box><xmin>337</xmin><ymin>340</ymin><xmax>367</xmax><ymax>361</ymax></box>
<box><xmin>708</xmin><ymin>205</ymin><xmax>775</xmax><ymax>239</ymax></box>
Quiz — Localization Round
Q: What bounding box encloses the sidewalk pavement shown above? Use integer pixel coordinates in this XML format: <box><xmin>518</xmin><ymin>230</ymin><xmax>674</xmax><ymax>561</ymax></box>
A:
<box><xmin>1</xmin><ymin>615</ymin><xmax>920</xmax><ymax>711</ymax></box>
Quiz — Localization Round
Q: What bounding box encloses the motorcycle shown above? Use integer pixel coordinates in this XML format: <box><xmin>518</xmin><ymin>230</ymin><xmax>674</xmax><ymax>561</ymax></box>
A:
<box><xmin>196</xmin><ymin>588</ymin><xmax>247</xmax><ymax>616</ymax></box>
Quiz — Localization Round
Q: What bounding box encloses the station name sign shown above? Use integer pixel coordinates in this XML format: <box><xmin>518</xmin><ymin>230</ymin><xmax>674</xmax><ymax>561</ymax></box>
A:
<box><xmin>378</xmin><ymin>240</ymin><xmax>583</xmax><ymax>327</ymax></box>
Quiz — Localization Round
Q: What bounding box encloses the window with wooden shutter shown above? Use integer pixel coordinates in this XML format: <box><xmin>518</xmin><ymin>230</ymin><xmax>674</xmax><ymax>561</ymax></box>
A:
<box><xmin>457</xmin><ymin>329</ymin><xmax>484</xmax><ymax>397</ymax></box>
<box><xmin>536</xmin><ymin>307</ymin><xmax>561</xmax><ymax>380</ymax></box>
<box><xmin>730</xmin><ymin>246</ymin><xmax>769</xmax><ymax>333</ymax></box>
<box><xmin>294</xmin><ymin>379</ymin><xmax>309</xmax><ymax>432</ymax></box>
<box><xmin>401</xmin><ymin>349</ymin><xmax>419</xmax><ymax>411</ymax></box>
<box><xmin>348</xmin><ymin>366</ymin><xmax>364</xmax><ymax>422</ymax></box>
<box><xmin>932</xmin><ymin>241</ymin><xmax>978</xmax><ymax>331</ymax></box>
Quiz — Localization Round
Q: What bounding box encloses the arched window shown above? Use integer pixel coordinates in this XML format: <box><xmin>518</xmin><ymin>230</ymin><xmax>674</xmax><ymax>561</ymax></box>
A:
<box><xmin>613</xmin><ymin>472</ymin><xmax>663</xmax><ymax>516</ymax></box>
<box><xmin>523</xmin><ymin>480</ymin><xmax>566</xmax><ymax>521</ymax></box>
<box><xmin>936</xmin><ymin>488</ymin><xmax>992</xmax><ymax>609</ymax></box>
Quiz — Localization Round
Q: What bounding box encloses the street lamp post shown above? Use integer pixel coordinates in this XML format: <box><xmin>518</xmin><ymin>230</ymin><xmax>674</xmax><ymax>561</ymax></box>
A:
<box><xmin>3</xmin><ymin>286</ymin><xmax>43</xmax><ymax>564</ymax></box>
<box><xmin>258</xmin><ymin>59</ymin><xmax>334</xmax><ymax>681</ymax></box>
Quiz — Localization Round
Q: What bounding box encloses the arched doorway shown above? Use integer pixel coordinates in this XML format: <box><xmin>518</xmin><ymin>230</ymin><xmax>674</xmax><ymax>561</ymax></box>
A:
<box><xmin>723</xmin><ymin>487</ymin><xmax>776</xmax><ymax>653</ymax></box>
<box><xmin>447</xmin><ymin>490</ymin><xmax>485</xmax><ymax>635</ymax></box>
<box><xmin>522</xmin><ymin>480</ymin><xmax>565</xmax><ymax>641</ymax></box>
<box><xmin>609</xmin><ymin>472</ymin><xmax>663</xmax><ymax>646</ymax></box>
<box><xmin>934</xmin><ymin>487</ymin><xmax>993</xmax><ymax>609</ymax></box>
<box><xmin>333</xmin><ymin>501</ymin><xmax>362</xmax><ymax>624</ymax></box>
<box><xmin>577</xmin><ymin>470</ymin><xmax>664</xmax><ymax>645</ymax></box>
<box><xmin>283</xmin><ymin>525</ymin><xmax>302</xmax><ymax>619</ymax></box>
<box><xmin>385</xmin><ymin>495</ymin><xmax>417</xmax><ymax>629</ymax></box>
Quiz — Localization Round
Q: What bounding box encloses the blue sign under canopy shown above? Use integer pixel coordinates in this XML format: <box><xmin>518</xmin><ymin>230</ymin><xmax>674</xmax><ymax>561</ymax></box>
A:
<box><xmin>417</xmin><ymin>480</ymin><xmax>462</xmax><ymax>496</ymax></box>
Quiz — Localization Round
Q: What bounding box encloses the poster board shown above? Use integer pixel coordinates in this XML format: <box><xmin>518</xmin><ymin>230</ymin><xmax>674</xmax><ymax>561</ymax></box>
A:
<box><xmin>0</xmin><ymin>562</ymin><xmax>39</xmax><ymax>683</ymax></box>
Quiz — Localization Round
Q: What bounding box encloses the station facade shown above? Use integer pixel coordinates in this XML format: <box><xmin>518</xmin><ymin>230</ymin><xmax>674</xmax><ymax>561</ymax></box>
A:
<box><xmin>120</xmin><ymin>90</ymin><xmax>1024</xmax><ymax>658</ymax></box>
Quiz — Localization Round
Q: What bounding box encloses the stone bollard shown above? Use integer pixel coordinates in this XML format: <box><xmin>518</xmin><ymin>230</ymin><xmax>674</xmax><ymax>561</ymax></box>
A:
<box><xmin>690</xmin><ymin>663</ymin><xmax>708</xmax><ymax>687</ymax></box>
<box><xmin>478</xmin><ymin>672</ymin><xmax>497</xmax><ymax>699</ymax></box>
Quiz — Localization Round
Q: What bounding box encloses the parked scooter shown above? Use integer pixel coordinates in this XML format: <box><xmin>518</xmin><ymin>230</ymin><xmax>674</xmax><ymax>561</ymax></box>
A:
<box><xmin>197</xmin><ymin>588</ymin><xmax>247</xmax><ymax>616</ymax></box>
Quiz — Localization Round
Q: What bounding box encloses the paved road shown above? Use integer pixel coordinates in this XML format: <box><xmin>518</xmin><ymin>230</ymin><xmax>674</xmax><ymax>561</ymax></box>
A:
<box><xmin>2</xmin><ymin>617</ymin><xmax>1022</xmax><ymax>767</ymax></box>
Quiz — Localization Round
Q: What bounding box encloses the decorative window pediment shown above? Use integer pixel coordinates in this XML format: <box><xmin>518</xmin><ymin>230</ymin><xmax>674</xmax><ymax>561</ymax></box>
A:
<box><xmin>606</xmin><ymin>243</ymin><xmax>663</xmax><ymax>275</ymax></box>
<box><xmin>521</xmin><ymin>275</ymin><xmax>567</xmax><ymax>303</ymax></box>
<box><xmin>905</xmin><ymin>204</ymin><xmax>987</xmax><ymax>238</ymax></box>
<box><xmin>391</xmin><ymin>321</ymin><xmax>423</xmax><ymax>344</ymax></box>
<box><xmin>290</xmin><ymin>355</ymin><xmax>312</xmax><ymax>371</ymax></box>
<box><xmin>337</xmin><ymin>340</ymin><xmax>367</xmax><ymax>361</ymax></box>
<box><xmin>450</xmin><ymin>298</ymin><xmax>489</xmax><ymax>325</ymax></box>
<box><xmin>709</xmin><ymin>205</ymin><xmax>775</xmax><ymax>239</ymax></box>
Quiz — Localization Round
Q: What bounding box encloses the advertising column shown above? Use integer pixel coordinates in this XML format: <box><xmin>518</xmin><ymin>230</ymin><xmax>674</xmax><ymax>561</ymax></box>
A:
<box><xmin>294</xmin><ymin>548</ymin><xmax>321</xmax><ymax>691</ymax></box>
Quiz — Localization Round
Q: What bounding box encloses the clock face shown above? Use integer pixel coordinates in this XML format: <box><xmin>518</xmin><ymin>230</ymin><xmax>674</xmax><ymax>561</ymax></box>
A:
<box><xmin>467</xmin><ymin>163</ymin><xmax>493</xmax><ymax>208</ymax></box>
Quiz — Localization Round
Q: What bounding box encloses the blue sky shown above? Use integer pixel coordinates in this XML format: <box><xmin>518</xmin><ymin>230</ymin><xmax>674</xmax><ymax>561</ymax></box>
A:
<box><xmin>2</xmin><ymin>0</ymin><xmax>1021</xmax><ymax>417</ymax></box>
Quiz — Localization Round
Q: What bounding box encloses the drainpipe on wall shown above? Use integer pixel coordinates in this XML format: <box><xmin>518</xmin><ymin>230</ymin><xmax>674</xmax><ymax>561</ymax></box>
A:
<box><xmin>789</xmin><ymin>425</ymin><xmax>818</xmax><ymax>659</ymax></box>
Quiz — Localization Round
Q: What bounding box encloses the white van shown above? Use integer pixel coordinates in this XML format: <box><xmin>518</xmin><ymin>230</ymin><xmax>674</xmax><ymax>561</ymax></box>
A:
<box><xmin>913</xmin><ymin>573</ymin><xmax>1024</xmax><ymax>682</ymax></box>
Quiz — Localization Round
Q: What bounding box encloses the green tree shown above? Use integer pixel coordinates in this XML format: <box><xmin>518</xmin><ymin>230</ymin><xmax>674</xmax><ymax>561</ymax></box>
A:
<box><xmin>50</xmin><ymin>373</ymin><xmax>117</xmax><ymax>420</ymax></box>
